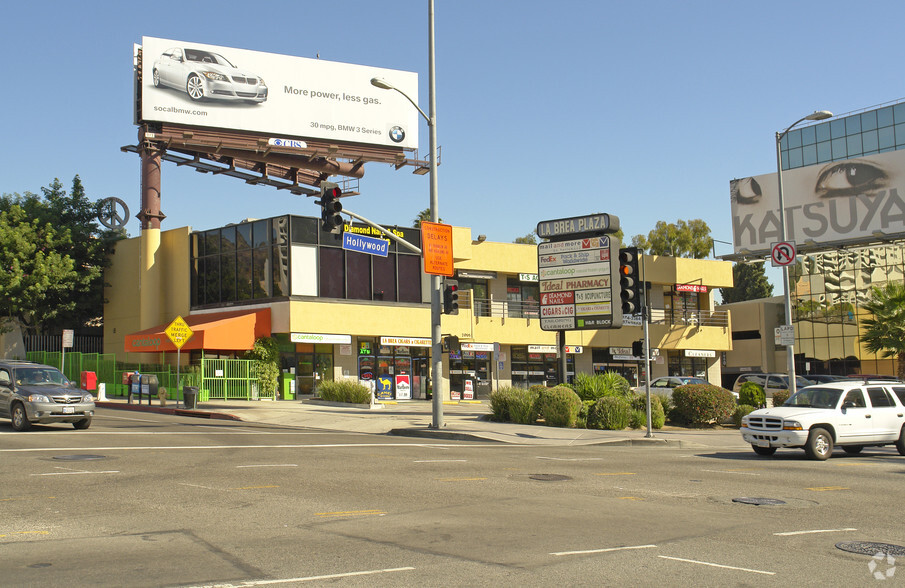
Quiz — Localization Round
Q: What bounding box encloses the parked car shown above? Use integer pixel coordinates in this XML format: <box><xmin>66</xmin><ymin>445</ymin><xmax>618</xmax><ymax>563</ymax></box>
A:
<box><xmin>152</xmin><ymin>47</ymin><xmax>268</xmax><ymax>103</ymax></box>
<box><xmin>740</xmin><ymin>379</ymin><xmax>905</xmax><ymax>460</ymax></box>
<box><xmin>0</xmin><ymin>360</ymin><xmax>94</xmax><ymax>431</ymax></box>
<box><xmin>637</xmin><ymin>376</ymin><xmax>708</xmax><ymax>395</ymax></box>
<box><xmin>638</xmin><ymin>377</ymin><xmax>738</xmax><ymax>400</ymax></box>
<box><xmin>732</xmin><ymin>373</ymin><xmax>814</xmax><ymax>400</ymax></box>
<box><xmin>801</xmin><ymin>374</ymin><xmax>848</xmax><ymax>384</ymax></box>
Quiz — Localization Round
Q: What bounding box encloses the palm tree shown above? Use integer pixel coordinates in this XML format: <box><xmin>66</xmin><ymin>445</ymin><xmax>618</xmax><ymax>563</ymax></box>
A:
<box><xmin>412</xmin><ymin>208</ymin><xmax>441</xmax><ymax>228</ymax></box>
<box><xmin>860</xmin><ymin>282</ymin><xmax>905</xmax><ymax>380</ymax></box>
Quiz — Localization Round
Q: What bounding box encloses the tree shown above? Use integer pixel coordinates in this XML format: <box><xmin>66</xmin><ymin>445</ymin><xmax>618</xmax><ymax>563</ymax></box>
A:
<box><xmin>513</xmin><ymin>232</ymin><xmax>537</xmax><ymax>245</ymax></box>
<box><xmin>412</xmin><ymin>208</ymin><xmax>441</xmax><ymax>227</ymax></box>
<box><xmin>632</xmin><ymin>219</ymin><xmax>713</xmax><ymax>258</ymax></box>
<box><xmin>0</xmin><ymin>176</ymin><xmax>124</xmax><ymax>335</ymax></box>
<box><xmin>859</xmin><ymin>282</ymin><xmax>905</xmax><ymax>381</ymax></box>
<box><xmin>244</xmin><ymin>337</ymin><xmax>280</xmax><ymax>397</ymax></box>
<box><xmin>719</xmin><ymin>262</ymin><xmax>774</xmax><ymax>303</ymax></box>
<box><xmin>0</xmin><ymin>204</ymin><xmax>80</xmax><ymax>334</ymax></box>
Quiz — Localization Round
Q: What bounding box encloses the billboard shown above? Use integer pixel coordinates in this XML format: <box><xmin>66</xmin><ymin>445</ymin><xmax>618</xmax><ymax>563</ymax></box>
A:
<box><xmin>138</xmin><ymin>36</ymin><xmax>419</xmax><ymax>149</ymax></box>
<box><xmin>730</xmin><ymin>149</ymin><xmax>905</xmax><ymax>255</ymax></box>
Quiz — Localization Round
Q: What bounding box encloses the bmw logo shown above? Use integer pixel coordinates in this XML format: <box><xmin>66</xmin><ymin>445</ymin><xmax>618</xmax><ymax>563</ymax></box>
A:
<box><xmin>389</xmin><ymin>126</ymin><xmax>405</xmax><ymax>143</ymax></box>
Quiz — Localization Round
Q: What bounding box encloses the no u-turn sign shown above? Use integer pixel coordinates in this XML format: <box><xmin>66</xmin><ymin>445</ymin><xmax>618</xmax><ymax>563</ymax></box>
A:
<box><xmin>771</xmin><ymin>241</ymin><xmax>796</xmax><ymax>267</ymax></box>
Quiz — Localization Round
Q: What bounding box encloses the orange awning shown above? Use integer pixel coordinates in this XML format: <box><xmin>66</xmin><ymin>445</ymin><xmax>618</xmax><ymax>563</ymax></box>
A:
<box><xmin>124</xmin><ymin>308</ymin><xmax>271</xmax><ymax>353</ymax></box>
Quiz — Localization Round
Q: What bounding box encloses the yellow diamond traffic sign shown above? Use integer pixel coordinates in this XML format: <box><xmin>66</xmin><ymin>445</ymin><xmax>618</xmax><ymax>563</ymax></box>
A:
<box><xmin>164</xmin><ymin>316</ymin><xmax>194</xmax><ymax>350</ymax></box>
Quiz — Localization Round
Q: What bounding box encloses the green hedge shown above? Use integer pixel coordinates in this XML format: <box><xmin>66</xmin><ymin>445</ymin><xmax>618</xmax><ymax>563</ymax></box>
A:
<box><xmin>588</xmin><ymin>396</ymin><xmax>632</xmax><ymax>430</ymax></box>
<box><xmin>537</xmin><ymin>385</ymin><xmax>582</xmax><ymax>428</ymax></box>
<box><xmin>671</xmin><ymin>384</ymin><xmax>736</xmax><ymax>427</ymax></box>
<box><xmin>738</xmin><ymin>381</ymin><xmax>766</xmax><ymax>408</ymax></box>
<box><xmin>316</xmin><ymin>380</ymin><xmax>372</xmax><ymax>404</ymax></box>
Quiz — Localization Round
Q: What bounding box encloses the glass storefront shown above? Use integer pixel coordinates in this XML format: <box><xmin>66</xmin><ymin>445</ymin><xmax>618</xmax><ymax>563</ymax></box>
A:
<box><xmin>510</xmin><ymin>346</ymin><xmax>574</xmax><ymax>388</ymax></box>
<box><xmin>449</xmin><ymin>344</ymin><xmax>493</xmax><ymax>399</ymax></box>
<box><xmin>357</xmin><ymin>337</ymin><xmax>429</xmax><ymax>400</ymax></box>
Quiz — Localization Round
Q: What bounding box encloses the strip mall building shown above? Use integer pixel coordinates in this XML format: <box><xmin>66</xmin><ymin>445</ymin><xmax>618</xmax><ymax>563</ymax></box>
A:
<box><xmin>104</xmin><ymin>215</ymin><xmax>733</xmax><ymax>400</ymax></box>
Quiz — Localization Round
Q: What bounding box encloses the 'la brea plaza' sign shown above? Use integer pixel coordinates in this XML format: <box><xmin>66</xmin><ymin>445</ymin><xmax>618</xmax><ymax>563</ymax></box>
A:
<box><xmin>536</xmin><ymin>213</ymin><xmax>622</xmax><ymax>331</ymax></box>
<box><xmin>137</xmin><ymin>36</ymin><xmax>419</xmax><ymax>150</ymax></box>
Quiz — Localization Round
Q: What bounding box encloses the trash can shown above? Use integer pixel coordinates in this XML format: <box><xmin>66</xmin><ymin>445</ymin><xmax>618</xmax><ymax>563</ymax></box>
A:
<box><xmin>183</xmin><ymin>386</ymin><xmax>199</xmax><ymax>409</ymax></box>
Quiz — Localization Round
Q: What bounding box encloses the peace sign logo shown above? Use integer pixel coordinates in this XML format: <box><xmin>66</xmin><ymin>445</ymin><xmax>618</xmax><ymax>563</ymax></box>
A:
<box><xmin>97</xmin><ymin>197</ymin><xmax>130</xmax><ymax>229</ymax></box>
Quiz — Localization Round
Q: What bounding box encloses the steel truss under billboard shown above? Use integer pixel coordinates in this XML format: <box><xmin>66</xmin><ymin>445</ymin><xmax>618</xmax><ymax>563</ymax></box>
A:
<box><xmin>730</xmin><ymin>149</ymin><xmax>905</xmax><ymax>257</ymax></box>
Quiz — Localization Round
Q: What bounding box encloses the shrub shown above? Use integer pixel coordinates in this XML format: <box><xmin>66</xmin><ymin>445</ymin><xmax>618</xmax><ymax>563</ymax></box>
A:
<box><xmin>538</xmin><ymin>385</ymin><xmax>582</xmax><ymax>428</ymax></box>
<box><xmin>771</xmin><ymin>389</ymin><xmax>790</xmax><ymax>407</ymax></box>
<box><xmin>653</xmin><ymin>392</ymin><xmax>672</xmax><ymax>421</ymax></box>
<box><xmin>738</xmin><ymin>381</ymin><xmax>766</xmax><ymax>408</ymax></box>
<box><xmin>629</xmin><ymin>409</ymin><xmax>646</xmax><ymax>429</ymax></box>
<box><xmin>733</xmin><ymin>404</ymin><xmax>756</xmax><ymax>427</ymax></box>
<box><xmin>316</xmin><ymin>380</ymin><xmax>372</xmax><ymax>404</ymax></box>
<box><xmin>489</xmin><ymin>386</ymin><xmax>516</xmax><ymax>422</ymax></box>
<box><xmin>508</xmin><ymin>387</ymin><xmax>539</xmax><ymax>424</ymax></box>
<box><xmin>588</xmin><ymin>396</ymin><xmax>632</xmax><ymax>430</ymax></box>
<box><xmin>629</xmin><ymin>393</ymin><xmax>666</xmax><ymax>429</ymax></box>
<box><xmin>671</xmin><ymin>384</ymin><xmax>736</xmax><ymax>427</ymax></box>
<box><xmin>572</xmin><ymin>371</ymin><xmax>631</xmax><ymax>402</ymax></box>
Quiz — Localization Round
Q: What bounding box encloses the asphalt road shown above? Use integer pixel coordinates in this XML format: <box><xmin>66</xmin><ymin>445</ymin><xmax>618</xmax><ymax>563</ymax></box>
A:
<box><xmin>2</xmin><ymin>408</ymin><xmax>904</xmax><ymax>586</ymax></box>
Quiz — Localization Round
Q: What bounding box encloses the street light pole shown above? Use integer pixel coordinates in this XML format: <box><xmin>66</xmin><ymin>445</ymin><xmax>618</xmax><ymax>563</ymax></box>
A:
<box><xmin>774</xmin><ymin>110</ymin><xmax>832</xmax><ymax>398</ymax></box>
<box><xmin>371</xmin><ymin>0</ymin><xmax>444</xmax><ymax>428</ymax></box>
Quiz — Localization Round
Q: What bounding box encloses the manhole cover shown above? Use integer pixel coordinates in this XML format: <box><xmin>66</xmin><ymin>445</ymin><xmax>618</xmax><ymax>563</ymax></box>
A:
<box><xmin>529</xmin><ymin>474</ymin><xmax>571</xmax><ymax>482</ymax></box>
<box><xmin>732</xmin><ymin>497</ymin><xmax>787</xmax><ymax>506</ymax></box>
<box><xmin>52</xmin><ymin>454</ymin><xmax>107</xmax><ymax>461</ymax></box>
<box><xmin>836</xmin><ymin>541</ymin><xmax>905</xmax><ymax>557</ymax></box>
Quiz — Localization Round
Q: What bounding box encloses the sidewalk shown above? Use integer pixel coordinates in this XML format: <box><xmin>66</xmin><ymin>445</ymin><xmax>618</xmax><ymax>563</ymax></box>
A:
<box><xmin>95</xmin><ymin>396</ymin><xmax>748</xmax><ymax>448</ymax></box>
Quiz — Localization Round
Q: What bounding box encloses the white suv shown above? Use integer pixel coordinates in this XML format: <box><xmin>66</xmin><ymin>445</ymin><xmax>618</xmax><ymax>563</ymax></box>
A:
<box><xmin>740</xmin><ymin>380</ymin><xmax>905</xmax><ymax>460</ymax></box>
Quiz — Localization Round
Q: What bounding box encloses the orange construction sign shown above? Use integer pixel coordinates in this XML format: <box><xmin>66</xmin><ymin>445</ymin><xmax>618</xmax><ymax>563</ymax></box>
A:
<box><xmin>421</xmin><ymin>221</ymin><xmax>454</xmax><ymax>277</ymax></box>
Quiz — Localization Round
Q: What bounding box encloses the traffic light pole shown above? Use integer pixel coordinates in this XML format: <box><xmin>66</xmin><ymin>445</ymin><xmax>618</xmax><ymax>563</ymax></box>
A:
<box><xmin>641</xmin><ymin>255</ymin><xmax>653</xmax><ymax>438</ymax></box>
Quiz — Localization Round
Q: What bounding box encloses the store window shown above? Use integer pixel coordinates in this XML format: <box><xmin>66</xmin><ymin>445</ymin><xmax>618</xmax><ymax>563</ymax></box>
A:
<box><xmin>510</xmin><ymin>346</ymin><xmax>573</xmax><ymax>388</ymax></box>
<box><xmin>458</xmin><ymin>279</ymin><xmax>489</xmax><ymax>316</ymax></box>
<box><xmin>357</xmin><ymin>338</ymin><xmax>429</xmax><ymax>400</ymax></box>
<box><xmin>667</xmin><ymin>352</ymin><xmax>707</xmax><ymax>379</ymax></box>
<box><xmin>507</xmin><ymin>277</ymin><xmax>540</xmax><ymax>318</ymax></box>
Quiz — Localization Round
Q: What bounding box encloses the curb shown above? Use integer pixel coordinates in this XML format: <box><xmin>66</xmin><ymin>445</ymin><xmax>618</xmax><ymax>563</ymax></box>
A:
<box><xmin>96</xmin><ymin>401</ymin><xmax>243</xmax><ymax>421</ymax></box>
<box><xmin>389</xmin><ymin>428</ymin><xmax>705</xmax><ymax>447</ymax></box>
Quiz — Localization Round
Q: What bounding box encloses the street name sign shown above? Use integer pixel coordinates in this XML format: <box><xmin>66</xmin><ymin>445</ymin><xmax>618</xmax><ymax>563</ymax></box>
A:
<box><xmin>342</xmin><ymin>232</ymin><xmax>389</xmax><ymax>257</ymax></box>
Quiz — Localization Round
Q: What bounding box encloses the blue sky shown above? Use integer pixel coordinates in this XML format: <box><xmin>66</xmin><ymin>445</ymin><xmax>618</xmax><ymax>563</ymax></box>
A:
<box><xmin>2</xmin><ymin>0</ymin><xmax>904</xmax><ymax>284</ymax></box>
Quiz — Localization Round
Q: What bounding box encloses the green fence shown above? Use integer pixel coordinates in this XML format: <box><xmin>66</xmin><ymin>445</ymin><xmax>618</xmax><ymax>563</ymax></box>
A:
<box><xmin>26</xmin><ymin>351</ymin><xmax>263</xmax><ymax>401</ymax></box>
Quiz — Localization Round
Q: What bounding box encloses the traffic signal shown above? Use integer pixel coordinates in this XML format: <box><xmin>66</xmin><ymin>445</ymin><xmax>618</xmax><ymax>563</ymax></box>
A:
<box><xmin>443</xmin><ymin>279</ymin><xmax>459</xmax><ymax>315</ymax></box>
<box><xmin>443</xmin><ymin>335</ymin><xmax>461</xmax><ymax>354</ymax></box>
<box><xmin>632</xmin><ymin>340</ymin><xmax>644</xmax><ymax>357</ymax></box>
<box><xmin>318</xmin><ymin>182</ymin><xmax>343</xmax><ymax>233</ymax></box>
<box><xmin>619</xmin><ymin>247</ymin><xmax>641</xmax><ymax>314</ymax></box>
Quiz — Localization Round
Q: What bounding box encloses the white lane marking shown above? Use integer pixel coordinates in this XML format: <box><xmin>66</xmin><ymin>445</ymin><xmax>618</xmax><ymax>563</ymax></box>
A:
<box><xmin>701</xmin><ymin>469</ymin><xmax>760</xmax><ymax>476</ymax></box>
<box><xmin>182</xmin><ymin>566</ymin><xmax>415</xmax><ymax>587</ymax></box>
<box><xmin>552</xmin><ymin>544</ymin><xmax>656</xmax><ymax>556</ymax></box>
<box><xmin>537</xmin><ymin>456</ymin><xmax>604</xmax><ymax>461</ymax></box>
<box><xmin>414</xmin><ymin>459</ymin><xmax>467</xmax><ymax>463</ymax></box>
<box><xmin>32</xmin><ymin>467</ymin><xmax>119</xmax><ymax>476</ymax></box>
<box><xmin>179</xmin><ymin>483</ymin><xmax>216</xmax><ymax>490</ymax></box>
<box><xmin>0</xmin><ymin>443</ymin><xmax>473</xmax><ymax>453</ymax></box>
<box><xmin>236</xmin><ymin>464</ymin><xmax>298</xmax><ymax>468</ymax></box>
<box><xmin>659</xmin><ymin>556</ymin><xmax>775</xmax><ymax>575</ymax></box>
<box><xmin>774</xmin><ymin>528</ymin><xmax>857</xmax><ymax>536</ymax></box>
